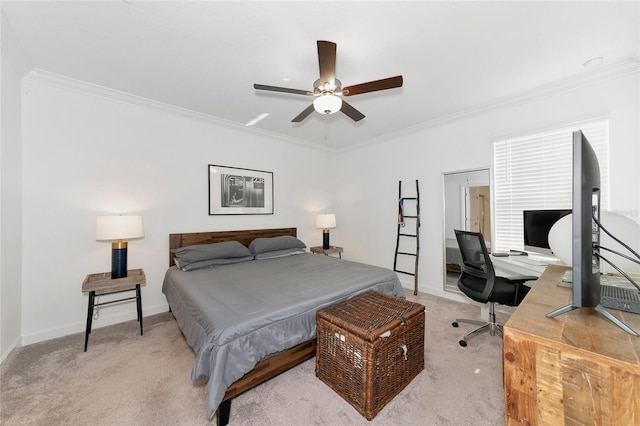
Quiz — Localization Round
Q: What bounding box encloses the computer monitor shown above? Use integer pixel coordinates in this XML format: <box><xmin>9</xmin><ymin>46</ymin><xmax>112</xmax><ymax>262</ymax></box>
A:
<box><xmin>546</xmin><ymin>131</ymin><xmax>638</xmax><ymax>336</ymax></box>
<box><xmin>523</xmin><ymin>209</ymin><xmax>571</xmax><ymax>255</ymax></box>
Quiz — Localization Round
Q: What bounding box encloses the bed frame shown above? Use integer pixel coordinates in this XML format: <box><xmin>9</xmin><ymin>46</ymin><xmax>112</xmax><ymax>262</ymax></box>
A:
<box><xmin>168</xmin><ymin>228</ymin><xmax>317</xmax><ymax>426</ymax></box>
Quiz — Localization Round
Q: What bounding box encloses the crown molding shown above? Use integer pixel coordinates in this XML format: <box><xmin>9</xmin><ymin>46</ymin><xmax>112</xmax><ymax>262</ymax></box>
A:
<box><xmin>339</xmin><ymin>58</ymin><xmax>640</xmax><ymax>153</ymax></box>
<box><xmin>23</xmin><ymin>68</ymin><xmax>332</xmax><ymax>153</ymax></box>
<box><xmin>23</xmin><ymin>58</ymin><xmax>638</xmax><ymax>156</ymax></box>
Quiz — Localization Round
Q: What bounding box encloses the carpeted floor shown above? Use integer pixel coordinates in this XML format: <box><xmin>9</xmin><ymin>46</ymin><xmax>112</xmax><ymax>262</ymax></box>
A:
<box><xmin>1</xmin><ymin>291</ymin><xmax>508</xmax><ymax>425</ymax></box>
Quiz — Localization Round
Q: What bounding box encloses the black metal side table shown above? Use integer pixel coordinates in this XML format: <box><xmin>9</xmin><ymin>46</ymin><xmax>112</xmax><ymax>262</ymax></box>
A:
<box><xmin>82</xmin><ymin>268</ymin><xmax>146</xmax><ymax>351</ymax></box>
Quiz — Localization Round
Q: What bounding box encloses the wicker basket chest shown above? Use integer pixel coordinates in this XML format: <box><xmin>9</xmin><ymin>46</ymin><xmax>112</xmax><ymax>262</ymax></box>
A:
<box><xmin>315</xmin><ymin>290</ymin><xmax>425</xmax><ymax>420</ymax></box>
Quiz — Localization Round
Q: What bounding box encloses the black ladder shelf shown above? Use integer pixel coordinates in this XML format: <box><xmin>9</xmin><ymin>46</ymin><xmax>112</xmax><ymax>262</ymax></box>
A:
<box><xmin>393</xmin><ymin>180</ymin><xmax>420</xmax><ymax>295</ymax></box>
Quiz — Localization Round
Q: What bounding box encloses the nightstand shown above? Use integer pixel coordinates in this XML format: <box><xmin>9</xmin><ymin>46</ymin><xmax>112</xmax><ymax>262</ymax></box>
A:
<box><xmin>310</xmin><ymin>246</ymin><xmax>343</xmax><ymax>259</ymax></box>
<box><xmin>82</xmin><ymin>268</ymin><xmax>146</xmax><ymax>351</ymax></box>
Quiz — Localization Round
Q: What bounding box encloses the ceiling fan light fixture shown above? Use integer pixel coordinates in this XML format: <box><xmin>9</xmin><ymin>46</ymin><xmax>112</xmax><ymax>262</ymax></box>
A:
<box><xmin>254</xmin><ymin>41</ymin><xmax>402</xmax><ymax>123</ymax></box>
<box><xmin>313</xmin><ymin>94</ymin><xmax>342</xmax><ymax>115</ymax></box>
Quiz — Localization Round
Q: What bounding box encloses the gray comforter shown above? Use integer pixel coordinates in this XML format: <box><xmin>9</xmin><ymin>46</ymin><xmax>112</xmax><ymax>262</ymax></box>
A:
<box><xmin>162</xmin><ymin>252</ymin><xmax>404</xmax><ymax>419</ymax></box>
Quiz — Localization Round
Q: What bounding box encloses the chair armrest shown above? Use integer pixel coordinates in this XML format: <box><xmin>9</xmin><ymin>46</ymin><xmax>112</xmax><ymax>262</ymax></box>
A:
<box><xmin>506</xmin><ymin>275</ymin><xmax>538</xmax><ymax>284</ymax></box>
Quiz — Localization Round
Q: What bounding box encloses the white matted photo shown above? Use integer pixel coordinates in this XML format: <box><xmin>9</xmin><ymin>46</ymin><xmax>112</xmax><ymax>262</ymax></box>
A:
<box><xmin>208</xmin><ymin>165</ymin><xmax>273</xmax><ymax>215</ymax></box>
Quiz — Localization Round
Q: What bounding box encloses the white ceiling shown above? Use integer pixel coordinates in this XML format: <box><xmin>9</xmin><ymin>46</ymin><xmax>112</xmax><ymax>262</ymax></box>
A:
<box><xmin>3</xmin><ymin>1</ymin><xmax>639</xmax><ymax>150</ymax></box>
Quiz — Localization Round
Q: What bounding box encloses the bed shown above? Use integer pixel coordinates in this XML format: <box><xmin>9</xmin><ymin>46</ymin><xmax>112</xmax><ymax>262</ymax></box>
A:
<box><xmin>162</xmin><ymin>228</ymin><xmax>405</xmax><ymax>425</ymax></box>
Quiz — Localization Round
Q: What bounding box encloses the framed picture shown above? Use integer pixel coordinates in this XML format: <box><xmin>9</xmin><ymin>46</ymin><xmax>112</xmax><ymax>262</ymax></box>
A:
<box><xmin>208</xmin><ymin>165</ymin><xmax>274</xmax><ymax>215</ymax></box>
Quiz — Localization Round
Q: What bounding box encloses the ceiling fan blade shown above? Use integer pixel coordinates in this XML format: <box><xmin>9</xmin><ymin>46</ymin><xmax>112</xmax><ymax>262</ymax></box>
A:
<box><xmin>340</xmin><ymin>100</ymin><xmax>365</xmax><ymax>122</ymax></box>
<box><xmin>317</xmin><ymin>40</ymin><xmax>337</xmax><ymax>85</ymax></box>
<box><xmin>254</xmin><ymin>84</ymin><xmax>312</xmax><ymax>96</ymax></box>
<box><xmin>292</xmin><ymin>104</ymin><xmax>315</xmax><ymax>122</ymax></box>
<box><xmin>342</xmin><ymin>75</ymin><xmax>403</xmax><ymax>96</ymax></box>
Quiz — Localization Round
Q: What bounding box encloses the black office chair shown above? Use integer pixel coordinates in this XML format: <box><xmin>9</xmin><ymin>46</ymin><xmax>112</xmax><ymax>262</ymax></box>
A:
<box><xmin>452</xmin><ymin>229</ymin><xmax>536</xmax><ymax>347</ymax></box>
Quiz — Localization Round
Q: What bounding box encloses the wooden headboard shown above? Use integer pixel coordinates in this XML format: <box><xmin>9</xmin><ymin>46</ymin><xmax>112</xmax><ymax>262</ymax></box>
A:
<box><xmin>169</xmin><ymin>227</ymin><xmax>297</xmax><ymax>266</ymax></box>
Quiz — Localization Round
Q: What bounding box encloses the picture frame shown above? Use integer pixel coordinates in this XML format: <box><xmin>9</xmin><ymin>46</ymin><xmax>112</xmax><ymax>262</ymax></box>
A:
<box><xmin>208</xmin><ymin>165</ymin><xmax>274</xmax><ymax>215</ymax></box>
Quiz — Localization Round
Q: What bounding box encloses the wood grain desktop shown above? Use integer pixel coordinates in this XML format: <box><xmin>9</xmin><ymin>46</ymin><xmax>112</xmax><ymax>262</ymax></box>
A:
<box><xmin>503</xmin><ymin>265</ymin><xmax>640</xmax><ymax>425</ymax></box>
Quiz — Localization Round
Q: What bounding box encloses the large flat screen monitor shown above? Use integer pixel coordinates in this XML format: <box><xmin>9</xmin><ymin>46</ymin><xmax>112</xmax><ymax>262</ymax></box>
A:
<box><xmin>546</xmin><ymin>130</ymin><xmax>637</xmax><ymax>336</ymax></box>
<box><xmin>523</xmin><ymin>209</ymin><xmax>571</xmax><ymax>255</ymax></box>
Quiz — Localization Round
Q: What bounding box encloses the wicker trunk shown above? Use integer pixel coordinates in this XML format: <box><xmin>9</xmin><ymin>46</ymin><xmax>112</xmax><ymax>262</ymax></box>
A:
<box><xmin>315</xmin><ymin>291</ymin><xmax>425</xmax><ymax>420</ymax></box>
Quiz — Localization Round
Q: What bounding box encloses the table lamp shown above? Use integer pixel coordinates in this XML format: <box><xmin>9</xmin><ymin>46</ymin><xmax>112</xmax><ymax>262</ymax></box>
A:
<box><xmin>316</xmin><ymin>214</ymin><xmax>336</xmax><ymax>250</ymax></box>
<box><xmin>96</xmin><ymin>215</ymin><xmax>144</xmax><ymax>279</ymax></box>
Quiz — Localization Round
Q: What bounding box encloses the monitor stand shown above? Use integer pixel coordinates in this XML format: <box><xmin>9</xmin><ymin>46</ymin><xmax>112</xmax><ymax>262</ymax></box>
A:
<box><xmin>546</xmin><ymin>303</ymin><xmax>639</xmax><ymax>336</ymax></box>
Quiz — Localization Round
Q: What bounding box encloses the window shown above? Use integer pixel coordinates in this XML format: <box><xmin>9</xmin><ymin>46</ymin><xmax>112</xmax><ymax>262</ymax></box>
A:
<box><xmin>493</xmin><ymin>119</ymin><xmax>609</xmax><ymax>252</ymax></box>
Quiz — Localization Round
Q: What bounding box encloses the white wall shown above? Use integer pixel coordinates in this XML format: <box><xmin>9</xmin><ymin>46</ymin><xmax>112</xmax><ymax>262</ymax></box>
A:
<box><xmin>9</xmin><ymin>58</ymin><xmax>640</xmax><ymax>352</ymax></box>
<box><xmin>19</xmin><ymin>77</ymin><xmax>333</xmax><ymax>344</ymax></box>
<box><xmin>334</xmin><ymin>71</ymin><xmax>640</xmax><ymax>300</ymax></box>
<box><xmin>1</xmin><ymin>12</ymin><xmax>31</xmax><ymax>363</ymax></box>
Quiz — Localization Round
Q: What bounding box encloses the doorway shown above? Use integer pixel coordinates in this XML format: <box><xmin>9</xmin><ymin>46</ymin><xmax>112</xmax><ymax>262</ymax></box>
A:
<box><xmin>465</xmin><ymin>185</ymin><xmax>491</xmax><ymax>242</ymax></box>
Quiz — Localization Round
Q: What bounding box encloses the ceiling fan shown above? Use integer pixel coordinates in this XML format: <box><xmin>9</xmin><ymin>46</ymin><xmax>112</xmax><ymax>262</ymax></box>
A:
<box><xmin>253</xmin><ymin>40</ymin><xmax>403</xmax><ymax>123</ymax></box>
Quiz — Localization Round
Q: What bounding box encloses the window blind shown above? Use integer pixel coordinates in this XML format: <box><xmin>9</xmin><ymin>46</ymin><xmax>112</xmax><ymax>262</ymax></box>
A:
<box><xmin>493</xmin><ymin>120</ymin><xmax>609</xmax><ymax>252</ymax></box>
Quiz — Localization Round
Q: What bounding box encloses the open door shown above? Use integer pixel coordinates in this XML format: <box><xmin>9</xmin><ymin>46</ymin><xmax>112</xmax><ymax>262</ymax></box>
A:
<box><xmin>466</xmin><ymin>185</ymin><xmax>491</xmax><ymax>243</ymax></box>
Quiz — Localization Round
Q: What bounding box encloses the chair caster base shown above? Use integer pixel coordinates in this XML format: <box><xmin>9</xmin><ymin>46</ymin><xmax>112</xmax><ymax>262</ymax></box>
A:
<box><xmin>459</xmin><ymin>340</ymin><xmax>467</xmax><ymax>347</ymax></box>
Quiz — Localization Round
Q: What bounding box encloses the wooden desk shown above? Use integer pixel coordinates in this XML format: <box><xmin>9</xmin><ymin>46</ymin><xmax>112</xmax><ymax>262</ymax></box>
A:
<box><xmin>503</xmin><ymin>265</ymin><xmax>640</xmax><ymax>425</ymax></box>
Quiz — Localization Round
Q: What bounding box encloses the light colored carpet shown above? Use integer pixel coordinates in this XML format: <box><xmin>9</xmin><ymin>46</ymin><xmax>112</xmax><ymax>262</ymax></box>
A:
<box><xmin>1</xmin><ymin>291</ymin><xmax>507</xmax><ymax>425</ymax></box>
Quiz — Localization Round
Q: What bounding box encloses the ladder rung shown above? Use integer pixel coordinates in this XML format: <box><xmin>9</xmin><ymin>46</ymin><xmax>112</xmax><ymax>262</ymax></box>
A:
<box><xmin>397</xmin><ymin>180</ymin><xmax>420</xmax><ymax>296</ymax></box>
<box><xmin>394</xmin><ymin>269</ymin><xmax>416</xmax><ymax>276</ymax></box>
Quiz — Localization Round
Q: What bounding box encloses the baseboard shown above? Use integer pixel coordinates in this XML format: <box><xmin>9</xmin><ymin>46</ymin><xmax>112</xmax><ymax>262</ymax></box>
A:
<box><xmin>20</xmin><ymin>303</ymin><xmax>170</xmax><ymax>346</ymax></box>
<box><xmin>0</xmin><ymin>336</ymin><xmax>21</xmax><ymax>372</ymax></box>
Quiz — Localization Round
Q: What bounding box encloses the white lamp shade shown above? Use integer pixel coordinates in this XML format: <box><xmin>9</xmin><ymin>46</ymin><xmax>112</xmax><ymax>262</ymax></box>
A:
<box><xmin>313</xmin><ymin>94</ymin><xmax>342</xmax><ymax>115</ymax></box>
<box><xmin>548</xmin><ymin>211</ymin><xmax>640</xmax><ymax>274</ymax></box>
<box><xmin>316</xmin><ymin>214</ymin><xmax>336</xmax><ymax>229</ymax></box>
<box><xmin>96</xmin><ymin>215</ymin><xmax>144</xmax><ymax>241</ymax></box>
<box><xmin>547</xmin><ymin>214</ymin><xmax>572</xmax><ymax>265</ymax></box>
